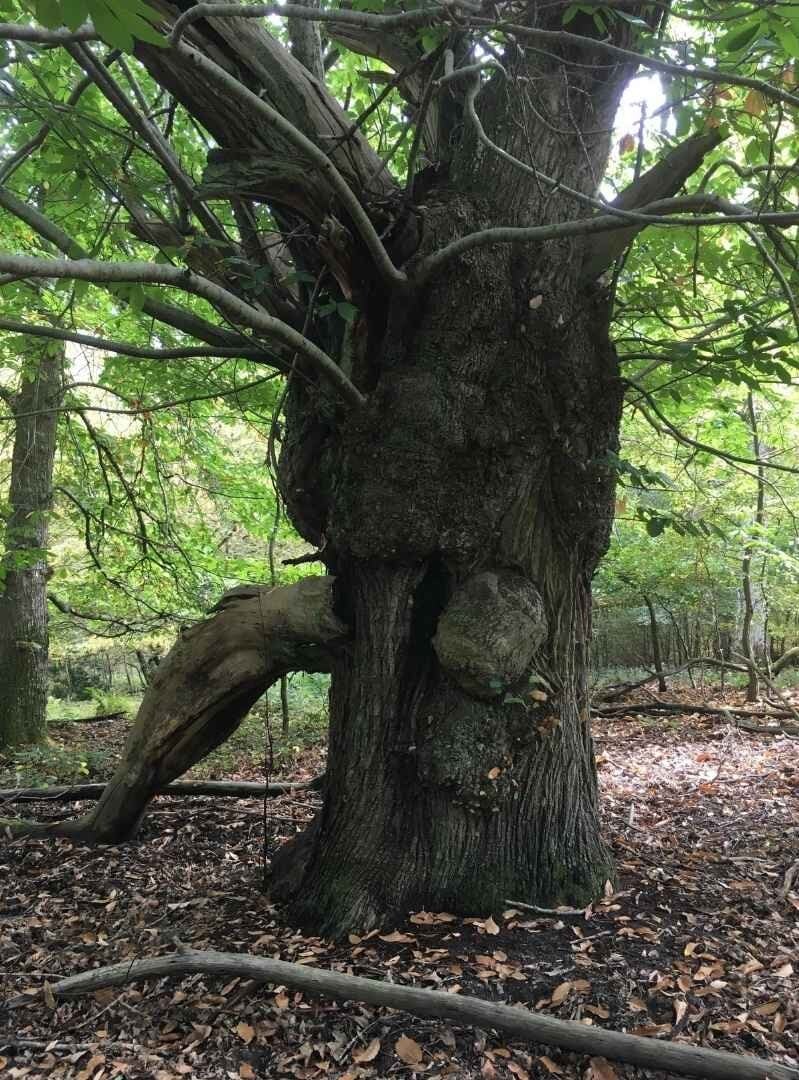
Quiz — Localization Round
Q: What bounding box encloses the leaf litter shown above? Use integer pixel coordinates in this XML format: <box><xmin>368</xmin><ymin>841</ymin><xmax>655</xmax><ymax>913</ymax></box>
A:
<box><xmin>0</xmin><ymin>688</ymin><xmax>797</xmax><ymax>1078</ymax></box>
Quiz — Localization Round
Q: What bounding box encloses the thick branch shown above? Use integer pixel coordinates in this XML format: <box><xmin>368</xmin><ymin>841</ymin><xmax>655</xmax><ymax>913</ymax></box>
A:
<box><xmin>6</xmin><ymin>949</ymin><xmax>798</xmax><ymax>1080</ymax></box>
<box><xmin>2</xmin><ymin>578</ymin><xmax>346</xmax><ymax>843</ymax></box>
<box><xmin>0</xmin><ymin>252</ymin><xmax>366</xmax><ymax>408</ymax></box>
<box><xmin>171</xmin><ymin>41</ymin><xmax>404</xmax><ymax>287</ymax></box>
<box><xmin>139</xmin><ymin>2</ymin><xmax>395</xmax><ymax>201</ymax></box>
<box><xmin>581</xmin><ymin>130</ymin><xmax>725</xmax><ymax>280</ymax></box>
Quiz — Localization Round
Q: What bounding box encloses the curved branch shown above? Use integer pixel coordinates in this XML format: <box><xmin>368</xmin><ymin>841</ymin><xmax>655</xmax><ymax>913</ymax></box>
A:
<box><xmin>170</xmin><ymin>3</ymin><xmax>443</xmax><ymax>47</ymax></box>
<box><xmin>172</xmin><ymin>40</ymin><xmax>405</xmax><ymax>287</ymax></box>
<box><xmin>3</xmin><ymin>578</ymin><xmax>347</xmax><ymax>842</ymax></box>
<box><xmin>6</xmin><ymin>949</ymin><xmax>798</xmax><ymax>1080</ymax></box>
<box><xmin>0</xmin><ymin>252</ymin><xmax>366</xmax><ymax>407</ymax></box>
<box><xmin>415</xmin><ymin>195</ymin><xmax>799</xmax><ymax>282</ymax></box>
<box><xmin>629</xmin><ymin>381</ymin><xmax>799</xmax><ymax>476</ymax></box>
<box><xmin>0</xmin><ymin>184</ymin><xmax>248</xmax><ymax>348</ymax></box>
<box><xmin>0</xmin><ymin>318</ymin><xmax>272</xmax><ymax>361</ymax></box>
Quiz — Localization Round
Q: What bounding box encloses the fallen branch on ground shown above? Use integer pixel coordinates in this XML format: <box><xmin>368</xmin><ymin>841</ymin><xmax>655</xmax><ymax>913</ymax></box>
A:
<box><xmin>593</xmin><ymin>700</ymin><xmax>799</xmax><ymax>733</ymax></box>
<box><xmin>0</xmin><ymin>777</ymin><xmax>323</xmax><ymax>804</ymax></box>
<box><xmin>5</xmin><ymin>949</ymin><xmax>797</xmax><ymax>1080</ymax></box>
<box><xmin>48</xmin><ymin>711</ymin><xmax>126</xmax><ymax>725</ymax></box>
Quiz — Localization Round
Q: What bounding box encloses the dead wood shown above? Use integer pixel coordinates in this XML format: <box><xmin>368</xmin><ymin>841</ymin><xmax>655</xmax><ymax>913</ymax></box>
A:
<box><xmin>5</xmin><ymin>948</ymin><xmax>797</xmax><ymax>1080</ymax></box>
<box><xmin>1</xmin><ymin>577</ymin><xmax>345</xmax><ymax>843</ymax></box>
<box><xmin>0</xmin><ymin>777</ymin><xmax>323</xmax><ymax>804</ymax></box>
<box><xmin>593</xmin><ymin>700</ymin><xmax>799</xmax><ymax>734</ymax></box>
<box><xmin>594</xmin><ymin>658</ymin><xmax>749</xmax><ymax>702</ymax></box>
<box><xmin>48</xmin><ymin>711</ymin><xmax>126</xmax><ymax>725</ymax></box>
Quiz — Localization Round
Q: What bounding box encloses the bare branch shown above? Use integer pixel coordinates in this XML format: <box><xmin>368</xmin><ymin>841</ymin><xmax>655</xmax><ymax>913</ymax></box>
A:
<box><xmin>6</xmin><ymin>949</ymin><xmax>798</xmax><ymax>1080</ymax></box>
<box><xmin>0</xmin><ymin>184</ymin><xmax>251</xmax><ymax>348</ymax></box>
<box><xmin>415</xmin><ymin>195</ymin><xmax>799</xmax><ymax>283</ymax></box>
<box><xmin>0</xmin><ymin>251</ymin><xmax>366</xmax><ymax>408</ymax></box>
<box><xmin>0</xmin><ymin>21</ymin><xmax>98</xmax><ymax>43</ymax></box>
<box><xmin>170</xmin><ymin>3</ymin><xmax>442</xmax><ymax>47</ymax></box>
<box><xmin>0</xmin><ymin>318</ymin><xmax>272</xmax><ymax>362</ymax></box>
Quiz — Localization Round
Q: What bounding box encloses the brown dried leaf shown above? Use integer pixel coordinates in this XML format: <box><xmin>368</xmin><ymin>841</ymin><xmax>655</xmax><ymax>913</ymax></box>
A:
<box><xmin>589</xmin><ymin>1058</ymin><xmax>619</xmax><ymax>1080</ymax></box>
<box><xmin>551</xmin><ymin>981</ymin><xmax>572</xmax><ymax>1005</ymax></box>
<box><xmin>484</xmin><ymin>916</ymin><xmax>500</xmax><ymax>935</ymax></box>
<box><xmin>236</xmin><ymin>1021</ymin><xmax>256</xmax><ymax>1044</ymax></box>
<box><xmin>395</xmin><ymin>1034</ymin><xmax>423</xmax><ymax>1065</ymax></box>
<box><xmin>380</xmin><ymin>931</ymin><xmax>416</xmax><ymax>943</ymax></box>
<box><xmin>353</xmin><ymin>1038</ymin><xmax>381</xmax><ymax>1063</ymax></box>
<box><xmin>239</xmin><ymin>1067</ymin><xmax>256</xmax><ymax>1080</ymax></box>
<box><xmin>538</xmin><ymin>1056</ymin><xmax>563</xmax><ymax>1075</ymax></box>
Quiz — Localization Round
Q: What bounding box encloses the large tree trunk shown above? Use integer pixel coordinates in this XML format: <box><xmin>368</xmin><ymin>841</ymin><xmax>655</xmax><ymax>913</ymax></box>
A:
<box><xmin>0</xmin><ymin>342</ymin><xmax>63</xmax><ymax>748</ymax></box>
<box><xmin>271</xmin><ymin>204</ymin><xmax>624</xmax><ymax>934</ymax></box>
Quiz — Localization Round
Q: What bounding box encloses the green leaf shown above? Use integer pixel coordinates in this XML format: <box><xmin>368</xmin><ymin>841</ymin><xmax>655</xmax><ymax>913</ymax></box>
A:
<box><xmin>60</xmin><ymin>0</ymin><xmax>90</xmax><ymax>30</ymax></box>
<box><xmin>34</xmin><ymin>0</ymin><xmax>62</xmax><ymax>28</ymax></box>
<box><xmin>87</xmin><ymin>1</ymin><xmax>133</xmax><ymax>50</ymax></box>
<box><xmin>337</xmin><ymin>302</ymin><xmax>358</xmax><ymax>324</ymax></box>
<box><xmin>719</xmin><ymin>18</ymin><xmax>762</xmax><ymax>55</ymax></box>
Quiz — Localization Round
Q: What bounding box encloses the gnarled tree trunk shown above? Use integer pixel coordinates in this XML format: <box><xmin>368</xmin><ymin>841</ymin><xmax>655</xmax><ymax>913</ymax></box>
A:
<box><xmin>0</xmin><ymin>341</ymin><xmax>63</xmax><ymax>748</ymax></box>
<box><xmin>270</xmin><ymin>201</ymin><xmax>624</xmax><ymax>933</ymax></box>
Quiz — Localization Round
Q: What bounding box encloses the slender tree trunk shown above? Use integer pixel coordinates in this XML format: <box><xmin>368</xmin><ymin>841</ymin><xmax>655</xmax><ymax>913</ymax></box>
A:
<box><xmin>741</xmin><ymin>393</ymin><xmax>765</xmax><ymax>703</ymax></box>
<box><xmin>0</xmin><ymin>342</ymin><xmax>63</xmax><ymax>747</ymax></box>
<box><xmin>643</xmin><ymin>595</ymin><xmax>667</xmax><ymax>693</ymax></box>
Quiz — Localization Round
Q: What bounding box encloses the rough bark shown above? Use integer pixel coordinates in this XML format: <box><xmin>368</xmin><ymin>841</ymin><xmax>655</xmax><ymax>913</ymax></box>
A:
<box><xmin>1</xmin><ymin>578</ymin><xmax>345</xmax><ymax>841</ymax></box>
<box><xmin>0</xmin><ymin>341</ymin><xmax>63</xmax><ymax>748</ymax></box>
<box><xmin>272</xmin><ymin>196</ymin><xmax>627</xmax><ymax>932</ymax></box>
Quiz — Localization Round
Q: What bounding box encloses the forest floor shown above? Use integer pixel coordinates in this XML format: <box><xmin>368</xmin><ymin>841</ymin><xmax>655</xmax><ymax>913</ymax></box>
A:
<box><xmin>1</xmin><ymin>686</ymin><xmax>798</xmax><ymax>1080</ymax></box>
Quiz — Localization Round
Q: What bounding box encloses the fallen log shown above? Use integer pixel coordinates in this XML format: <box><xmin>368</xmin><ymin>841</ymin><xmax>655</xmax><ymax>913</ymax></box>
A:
<box><xmin>47</xmin><ymin>711</ymin><xmax>126</xmax><ymax>725</ymax></box>
<box><xmin>0</xmin><ymin>777</ymin><xmax>323</xmax><ymax>804</ymax></box>
<box><xmin>5</xmin><ymin>949</ymin><xmax>797</xmax><ymax>1080</ymax></box>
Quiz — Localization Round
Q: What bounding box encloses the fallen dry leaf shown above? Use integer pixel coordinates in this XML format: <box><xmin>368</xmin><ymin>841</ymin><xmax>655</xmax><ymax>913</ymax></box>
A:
<box><xmin>538</xmin><ymin>1056</ymin><xmax>563</xmax><ymax>1075</ymax></box>
<box><xmin>588</xmin><ymin>1057</ymin><xmax>619</xmax><ymax>1080</ymax></box>
<box><xmin>551</xmin><ymin>981</ymin><xmax>572</xmax><ymax>1005</ymax></box>
<box><xmin>353</xmin><ymin>1038</ymin><xmax>381</xmax><ymax>1063</ymax></box>
<box><xmin>235</xmin><ymin>1021</ymin><xmax>256</xmax><ymax>1045</ymax></box>
<box><xmin>239</xmin><ymin>1066</ymin><xmax>256</xmax><ymax>1079</ymax></box>
<box><xmin>395</xmin><ymin>1034</ymin><xmax>424</xmax><ymax>1065</ymax></box>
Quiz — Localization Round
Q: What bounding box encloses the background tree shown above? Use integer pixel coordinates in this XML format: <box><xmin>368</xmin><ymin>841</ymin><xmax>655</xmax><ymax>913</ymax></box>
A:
<box><xmin>1</xmin><ymin>0</ymin><xmax>799</xmax><ymax>937</ymax></box>
<box><xmin>0</xmin><ymin>338</ymin><xmax>63</xmax><ymax>746</ymax></box>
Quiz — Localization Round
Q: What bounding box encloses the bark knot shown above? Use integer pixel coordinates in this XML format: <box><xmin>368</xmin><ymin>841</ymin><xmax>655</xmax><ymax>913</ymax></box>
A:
<box><xmin>432</xmin><ymin>569</ymin><xmax>546</xmax><ymax>699</ymax></box>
